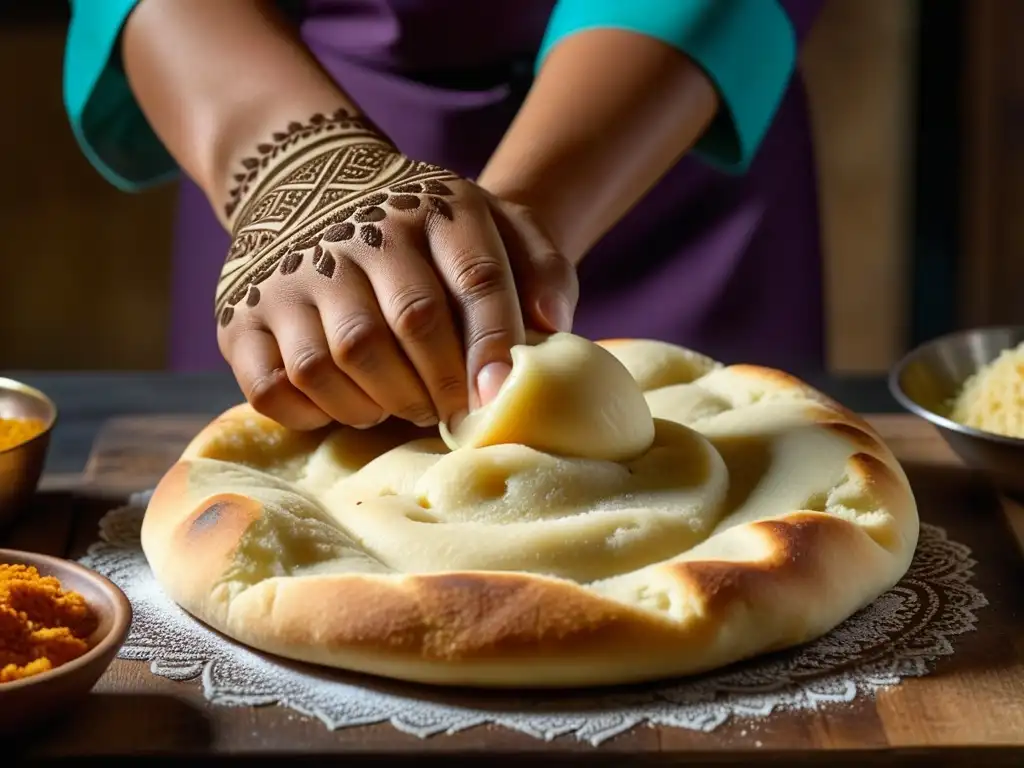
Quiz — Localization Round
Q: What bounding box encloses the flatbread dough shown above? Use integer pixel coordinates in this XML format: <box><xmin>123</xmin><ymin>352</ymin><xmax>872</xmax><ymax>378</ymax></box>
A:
<box><xmin>141</xmin><ymin>334</ymin><xmax>919</xmax><ymax>688</ymax></box>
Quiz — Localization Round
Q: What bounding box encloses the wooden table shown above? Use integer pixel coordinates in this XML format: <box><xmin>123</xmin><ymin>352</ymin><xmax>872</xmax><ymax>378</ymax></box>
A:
<box><xmin>7</xmin><ymin>413</ymin><xmax>1024</xmax><ymax>766</ymax></box>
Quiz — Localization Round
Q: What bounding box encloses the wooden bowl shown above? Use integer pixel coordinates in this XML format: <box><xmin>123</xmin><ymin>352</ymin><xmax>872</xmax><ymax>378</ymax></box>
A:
<box><xmin>0</xmin><ymin>549</ymin><xmax>132</xmax><ymax>735</ymax></box>
<box><xmin>0</xmin><ymin>378</ymin><xmax>57</xmax><ymax>531</ymax></box>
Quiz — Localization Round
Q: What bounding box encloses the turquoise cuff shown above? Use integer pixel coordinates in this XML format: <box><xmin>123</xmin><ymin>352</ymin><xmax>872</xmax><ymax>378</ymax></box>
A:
<box><xmin>538</xmin><ymin>0</ymin><xmax>797</xmax><ymax>173</ymax></box>
<box><xmin>64</xmin><ymin>0</ymin><xmax>178</xmax><ymax>192</ymax></box>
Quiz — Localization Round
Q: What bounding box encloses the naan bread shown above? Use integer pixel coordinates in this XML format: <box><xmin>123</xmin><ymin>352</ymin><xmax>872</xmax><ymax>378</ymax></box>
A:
<box><xmin>141</xmin><ymin>334</ymin><xmax>919</xmax><ymax>688</ymax></box>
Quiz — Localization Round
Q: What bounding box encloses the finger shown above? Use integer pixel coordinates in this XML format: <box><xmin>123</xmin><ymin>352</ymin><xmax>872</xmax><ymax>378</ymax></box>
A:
<box><xmin>228</xmin><ymin>328</ymin><xmax>332</xmax><ymax>431</ymax></box>
<box><xmin>318</xmin><ymin>264</ymin><xmax>442</xmax><ymax>427</ymax></box>
<box><xmin>425</xmin><ymin>200</ymin><xmax>525</xmax><ymax>409</ymax></box>
<box><xmin>272</xmin><ymin>304</ymin><xmax>385</xmax><ymax>428</ymax></box>
<box><xmin>489</xmin><ymin>199</ymin><xmax>579</xmax><ymax>334</ymax></box>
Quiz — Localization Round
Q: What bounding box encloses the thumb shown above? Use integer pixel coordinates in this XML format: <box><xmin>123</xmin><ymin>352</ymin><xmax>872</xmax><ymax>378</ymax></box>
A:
<box><xmin>487</xmin><ymin>198</ymin><xmax>579</xmax><ymax>334</ymax></box>
<box><xmin>525</xmin><ymin>248</ymin><xmax>577</xmax><ymax>334</ymax></box>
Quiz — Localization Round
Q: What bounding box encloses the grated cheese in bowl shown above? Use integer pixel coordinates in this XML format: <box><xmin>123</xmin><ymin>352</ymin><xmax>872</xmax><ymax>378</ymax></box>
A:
<box><xmin>949</xmin><ymin>341</ymin><xmax>1024</xmax><ymax>439</ymax></box>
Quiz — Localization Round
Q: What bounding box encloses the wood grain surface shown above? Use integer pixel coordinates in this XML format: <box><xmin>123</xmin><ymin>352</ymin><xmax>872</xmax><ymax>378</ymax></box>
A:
<box><xmin>6</xmin><ymin>414</ymin><xmax>1024</xmax><ymax>765</ymax></box>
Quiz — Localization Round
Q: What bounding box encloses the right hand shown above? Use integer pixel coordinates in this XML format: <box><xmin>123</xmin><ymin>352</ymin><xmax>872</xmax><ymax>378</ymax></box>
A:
<box><xmin>215</xmin><ymin>109</ymin><xmax>578</xmax><ymax>432</ymax></box>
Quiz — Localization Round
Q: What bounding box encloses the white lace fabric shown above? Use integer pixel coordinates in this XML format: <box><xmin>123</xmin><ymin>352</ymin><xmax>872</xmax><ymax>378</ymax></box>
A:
<box><xmin>79</xmin><ymin>492</ymin><xmax>988</xmax><ymax>746</ymax></box>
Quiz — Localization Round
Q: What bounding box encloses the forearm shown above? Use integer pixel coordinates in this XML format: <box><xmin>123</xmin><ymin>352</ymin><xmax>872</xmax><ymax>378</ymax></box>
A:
<box><xmin>478</xmin><ymin>29</ymin><xmax>719</xmax><ymax>264</ymax></box>
<box><xmin>122</xmin><ymin>0</ymin><xmax>367</xmax><ymax>228</ymax></box>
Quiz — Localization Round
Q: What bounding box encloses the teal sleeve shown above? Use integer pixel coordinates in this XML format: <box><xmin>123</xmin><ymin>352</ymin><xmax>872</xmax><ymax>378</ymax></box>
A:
<box><xmin>64</xmin><ymin>0</ymin><xmax>178</xmax><ymax>192</ymax></box>
<box><xmin>537</xmin><ymin>0</ymin><xmax>797</xmax><ymax>173</ymax></box>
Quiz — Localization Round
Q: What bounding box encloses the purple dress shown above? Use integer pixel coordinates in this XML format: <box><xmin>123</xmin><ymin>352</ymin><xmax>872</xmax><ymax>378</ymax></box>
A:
<box><xmin>170</xmin><ymin>0</ymin><xmax>825</xmax><ymax>372</ymax></box>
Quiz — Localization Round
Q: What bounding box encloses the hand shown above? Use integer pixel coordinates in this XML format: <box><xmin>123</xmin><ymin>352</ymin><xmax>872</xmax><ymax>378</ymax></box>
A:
<box><xmin>215</xmin><ymin>109</ymin><xmax>578</xmax><ymax>431</ymax></box>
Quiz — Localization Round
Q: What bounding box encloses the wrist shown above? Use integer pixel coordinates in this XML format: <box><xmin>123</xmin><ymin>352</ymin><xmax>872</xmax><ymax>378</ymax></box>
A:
<box><xmin>481</xmin><ymin>160</ymin><xmax>598</xmax><ymax>266</ymax></box>
<box><xmin>480</xmin><ymin>29</ymin><xmax>719</xmax><ymax>265</ymax></box>
<box><xmin>120</xmin><ymin>0</ymin><xmax>388</xmax><ymax>228</ymax></box>
<box><xmin>216</xmin><ymin>110</ymin><xmax>395</xmax><ymax>232</ymax></box>
<box><xmin>478</xmin><ymin>166</ymin><xmax>589</xmax><ymax>265</ymax></box>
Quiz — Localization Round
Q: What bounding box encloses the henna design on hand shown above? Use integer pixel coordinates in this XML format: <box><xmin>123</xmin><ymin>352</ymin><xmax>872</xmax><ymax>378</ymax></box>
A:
<box><xmin>216</xmin><ymin>109</ymin><xmax>458</xmax><ymax>329</ymax></box>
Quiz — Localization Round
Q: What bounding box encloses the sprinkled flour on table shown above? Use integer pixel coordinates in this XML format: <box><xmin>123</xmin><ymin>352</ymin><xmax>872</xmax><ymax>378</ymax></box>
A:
<box><xmin>80</xmin><ymin>492</ymin><xmax>988</xmax><ymax>746</ymax></box>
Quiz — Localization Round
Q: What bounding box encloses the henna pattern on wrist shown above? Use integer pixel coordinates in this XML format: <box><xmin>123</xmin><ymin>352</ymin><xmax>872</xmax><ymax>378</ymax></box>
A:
<box><xmin>216</xmin><ymin>109</ymin><xmax>458</xmax><ymax>329</ymax></box>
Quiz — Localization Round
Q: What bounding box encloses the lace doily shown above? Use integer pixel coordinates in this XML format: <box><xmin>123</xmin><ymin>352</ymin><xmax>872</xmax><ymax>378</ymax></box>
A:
<box><xmin>80</xmin><ymin>492</ymin><xmax>988</xmax><ymax>746</ymax></box>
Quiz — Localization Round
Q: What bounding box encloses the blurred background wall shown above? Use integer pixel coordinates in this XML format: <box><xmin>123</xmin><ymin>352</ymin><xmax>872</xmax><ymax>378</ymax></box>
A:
<box><xmin>1</xmin><ymin>0</ymin><xmax>1021</xmax><ymax>373</ymax></box>
<box><xmin>0</xmin><ymin>2</ymin><xmax>176</xmax><ymax>370</ymax></box>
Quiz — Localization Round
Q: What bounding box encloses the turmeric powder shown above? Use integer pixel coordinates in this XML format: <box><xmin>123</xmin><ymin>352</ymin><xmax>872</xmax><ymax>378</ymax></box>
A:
<box><xmin>0</xmin><ymin>417</ymin><xmax>46</xmax><ymax>452</ymax></box>
<box><xmin>0</xmin><ymin>564</ymin><xmax>98</xmax><ymax>683</ymax></box>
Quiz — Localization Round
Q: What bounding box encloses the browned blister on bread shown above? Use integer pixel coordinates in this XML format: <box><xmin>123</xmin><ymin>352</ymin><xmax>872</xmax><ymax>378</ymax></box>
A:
<box><xmin>142</xmin><ymin>333</ymin><xmax>919</xmax><ymax>688</ymax></box>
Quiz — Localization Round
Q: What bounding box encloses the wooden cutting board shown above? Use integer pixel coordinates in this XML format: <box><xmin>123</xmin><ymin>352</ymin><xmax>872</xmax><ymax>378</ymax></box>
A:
<box><xmin>10</xmin><ymin>414</ymin><xmax>1024</xmax><ymax>764</ymax></box>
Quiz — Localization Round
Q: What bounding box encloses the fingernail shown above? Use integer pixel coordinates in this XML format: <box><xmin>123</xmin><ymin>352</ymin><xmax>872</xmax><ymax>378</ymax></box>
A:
<box><xmin>537</xmin><ymin>293</ymin><xmax>574</xmax><ymax>333</ymax></box>
<box><xmin>477</xmin><ymin>362</ymin><xmax>511</xmax><ymax>406</ymax></box>
<box><xmin>448</xmin><ymin>408</ymin><xmax>468</xmax><ymax>431</ymax></box>
<box><xmin>354</xmin><ymin>414</ymin><xmax>389</xmax><ymax>430</ymax></box>
<box><xmin>414</xmin><ymin>415</ymin><xmax>439</xmax><ymax>428</ymax></box>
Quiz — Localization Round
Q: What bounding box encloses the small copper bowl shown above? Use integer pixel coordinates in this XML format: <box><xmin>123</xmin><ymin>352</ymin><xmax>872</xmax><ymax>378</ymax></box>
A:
<box><xmin>0</xmin><ymin>378</ymin><xmax>57</xmax><ymax>531</ymax></box>
<box><xmin>0</xmin><ymin>549</ymin><xmax>132</xmax><ymax>735</ymax></box>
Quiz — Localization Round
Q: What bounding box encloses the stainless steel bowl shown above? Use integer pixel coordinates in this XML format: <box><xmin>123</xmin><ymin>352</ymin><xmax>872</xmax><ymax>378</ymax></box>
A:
<box><xmin>0</xmin><ymin>377</ymin><xmax>57</xmax><ymax>530</ymax></box>
<box><xmin>889</xmin><ymin>326</ymin><xmax>1024</xmax><ymax>496</ymax></box>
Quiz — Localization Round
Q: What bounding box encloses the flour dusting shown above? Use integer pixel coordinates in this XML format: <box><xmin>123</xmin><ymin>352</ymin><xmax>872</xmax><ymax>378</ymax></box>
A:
<box><xmin>80</xmin><ymin>492</ymin><xmax>988</xmax><ymax>746</ymax></box>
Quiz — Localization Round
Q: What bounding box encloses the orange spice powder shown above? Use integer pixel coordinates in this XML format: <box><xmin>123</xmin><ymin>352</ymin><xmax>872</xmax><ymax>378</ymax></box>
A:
<box><xmin>0</xmin><ymin>417</ymin><xmax>46</xmax><ymax>452</ymax></box>
<box><xmin>0</xmin><ymin>564</ymin><xmax>98</xmax><ymax>683</ymax></box>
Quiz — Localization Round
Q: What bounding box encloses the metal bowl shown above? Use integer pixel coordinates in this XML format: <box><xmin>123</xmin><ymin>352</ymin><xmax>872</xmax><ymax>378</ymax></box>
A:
<box><xmin>0</xmin><ymin>378</ymin><xmax>57</xmax><ymax>530</ymax></box>
<box><xmin>889</xmin><ymin>326</ymin><xmax>1024</xmax><ymax>496</ymax></box>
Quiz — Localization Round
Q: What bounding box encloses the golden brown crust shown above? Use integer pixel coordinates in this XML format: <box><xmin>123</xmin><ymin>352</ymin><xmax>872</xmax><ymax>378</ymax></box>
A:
<box><xmin>141</xmin><ymin>340</ymin><xmax>919</xmax><ymax>688</ymax></box>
